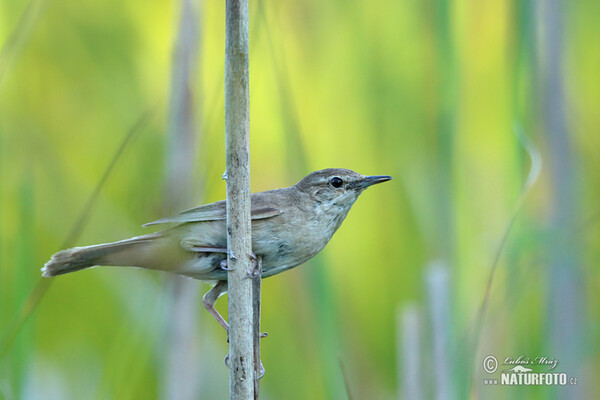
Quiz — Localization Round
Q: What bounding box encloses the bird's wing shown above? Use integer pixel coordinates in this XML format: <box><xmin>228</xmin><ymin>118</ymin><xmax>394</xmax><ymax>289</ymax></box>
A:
<box><xmin>143</xmin><ymin>200</ymin><xmax>282</xmax><ymax>227</ymax></box>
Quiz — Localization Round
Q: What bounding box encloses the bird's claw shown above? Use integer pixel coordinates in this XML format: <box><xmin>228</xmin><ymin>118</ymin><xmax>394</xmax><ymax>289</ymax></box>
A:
<box><xmin>258</xmin><ymin>359</ymin><xmax>266</xmax><ymax>379</ymax></box>
<box><xmin>244</xmin><ymin>253</ymin><xmax>262</xmax><ymax>279</ymax></box>
<box><xmin>219</xmin><ymin>259</ymin><xmax>234</xmax><ymax>271</ymax></box>
<box><xmin>244</xmin><ymin>270</ymin><xmax>261</xmax><ymax>279</ymax></box>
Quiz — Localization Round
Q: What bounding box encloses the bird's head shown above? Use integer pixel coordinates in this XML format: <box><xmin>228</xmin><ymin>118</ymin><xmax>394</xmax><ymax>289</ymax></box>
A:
<box><xmin>295</xmin><ymin>168</ymin><xmax>392</xmax><ymax>210</ymax></box>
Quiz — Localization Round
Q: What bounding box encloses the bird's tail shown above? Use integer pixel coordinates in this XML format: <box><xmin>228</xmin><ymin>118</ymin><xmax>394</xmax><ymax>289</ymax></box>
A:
<box><xmin>42</xmin><ymin>235</ymin><xmax>159</xmax><ymax>277</ymax></box>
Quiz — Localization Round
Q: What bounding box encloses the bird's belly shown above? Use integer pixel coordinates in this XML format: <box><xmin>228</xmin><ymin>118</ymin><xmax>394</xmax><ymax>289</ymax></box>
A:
<box><xmin>177</xmin><ymin>241</ymin><xmax>322</xmax><ymax>281</ymax></box>
<box><xmin>253</xmin><ymin>234</ymin><xmax>325</xmax><ymax>277</ymax></box>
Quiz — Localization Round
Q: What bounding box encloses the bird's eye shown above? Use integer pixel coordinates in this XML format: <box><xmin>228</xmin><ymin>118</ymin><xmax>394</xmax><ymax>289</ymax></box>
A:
<box><xmin>330</xmin><ymin>177</ymin><xmax>343</xmax><ymax>188</ymax></box>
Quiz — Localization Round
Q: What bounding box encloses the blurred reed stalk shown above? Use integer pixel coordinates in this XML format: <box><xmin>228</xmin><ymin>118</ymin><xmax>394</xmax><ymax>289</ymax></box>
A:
<box><xmin>426</xmin><ymin>262</ymin><xmax>454</xmax><ymax>400</ymax></box>
<box><xmin>398</xmin><ymin>304</ymin><xmax>423</xmax><ymax>400</ymax></box>
<box><xmin>162</xmin><ymin>0</ymin><xmax>201</xmax><ymax>399</ymax></box>
<box><xmin>535</xmin><ymin>0</ymin><xmax>587</xmax><ymax>398</ymax></box>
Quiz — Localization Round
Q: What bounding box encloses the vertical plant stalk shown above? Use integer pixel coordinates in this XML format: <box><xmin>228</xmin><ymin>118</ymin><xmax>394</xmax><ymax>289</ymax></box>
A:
<box><xmin>163</xmin><ymin>0</ymin><xmax>200</xmax><ymax>399</ymax></box>
<box><xmin>225</xmin><ymin>0</ymin><xmax>257</xmax><ymax>398</ymax></box>
<box><xmin>398</xmin><ymin>304</ymin><xmax>422</xmax><ymax>400</ymax></box>
<box><xmin>426</xmin><ymin>262</ymin><xmax>453</xmax><ymax>400</ymax></box>
<box><xmin>536</xmin><ymin>0</ymin><xmax>586</xmax><ymax>398</ymax></box>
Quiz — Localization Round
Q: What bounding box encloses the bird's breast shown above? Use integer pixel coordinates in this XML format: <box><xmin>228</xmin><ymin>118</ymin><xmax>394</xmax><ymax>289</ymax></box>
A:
<box><xmin>251</xmin><ymin>204</ymin><xmax>350</xmax><ymax>273</ymax></box>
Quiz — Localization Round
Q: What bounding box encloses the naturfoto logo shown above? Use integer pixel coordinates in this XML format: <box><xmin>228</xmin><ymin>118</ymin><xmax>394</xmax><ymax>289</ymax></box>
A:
<box><xmin>482</xmin><ymin>355</ymin><xmax>578</xmax><ymax>387</ymax></box>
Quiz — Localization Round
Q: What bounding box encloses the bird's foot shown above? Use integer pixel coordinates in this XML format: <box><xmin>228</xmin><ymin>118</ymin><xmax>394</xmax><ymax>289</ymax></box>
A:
<box><xmin>244</xmin><ymin>253</ymin><xmax>262</xmax><ymax>279</ymax></box>
<box><xmin>215</xmin><ymin>252</ymin><xmax>260</xmax><ymax>275</ymax></box>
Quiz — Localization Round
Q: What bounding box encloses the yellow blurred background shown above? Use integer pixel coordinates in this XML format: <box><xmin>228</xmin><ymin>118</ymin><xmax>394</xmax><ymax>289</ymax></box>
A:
<box><xmin>1</xmin><ymin>0</ymin><xmax>598</xmax><ymax>398</ymax></box>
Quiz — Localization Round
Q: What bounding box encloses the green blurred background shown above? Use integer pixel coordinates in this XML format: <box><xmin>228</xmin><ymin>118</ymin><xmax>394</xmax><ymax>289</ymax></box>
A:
<box><xmin>0</xmin><ymin>0</ymin><xmax>598</xmax><ymax>398</ymax></box>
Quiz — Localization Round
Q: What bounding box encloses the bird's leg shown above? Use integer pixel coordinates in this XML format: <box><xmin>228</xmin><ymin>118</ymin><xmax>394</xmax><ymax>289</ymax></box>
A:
<box><xmin>205</xmin><ymin>270</ymin><xmax>267</xmax><ymax>376</ymax></box>
<box><xmin>202</xmin><ymin>281</ymin><xmax>229</xmax><ymax>332</ymax></box>
<box><xmin>201</xmin><ymin>254</ymin><xmax>267</xmax><ymax>339</ymax></box>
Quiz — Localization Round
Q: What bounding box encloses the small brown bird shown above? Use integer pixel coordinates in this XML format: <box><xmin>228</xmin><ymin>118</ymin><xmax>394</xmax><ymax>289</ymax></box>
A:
<box><xmin>42</xmin><ymin>168</ymin><xmax>391</xmax><ymax>331</ymax></box>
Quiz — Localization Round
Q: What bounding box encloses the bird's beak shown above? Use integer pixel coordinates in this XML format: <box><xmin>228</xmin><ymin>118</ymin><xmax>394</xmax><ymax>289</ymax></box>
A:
<box><xmin>353</xmin><ymin>175</ymin><xmax>392</xmax><ymax>190</ymax></box>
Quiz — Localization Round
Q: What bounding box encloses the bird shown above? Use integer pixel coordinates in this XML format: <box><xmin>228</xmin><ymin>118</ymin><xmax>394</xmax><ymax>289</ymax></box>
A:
<box><xmin>42</xmin><ymin>168</ymin><xmax>391</xmax><ymax>332</ymax></box>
